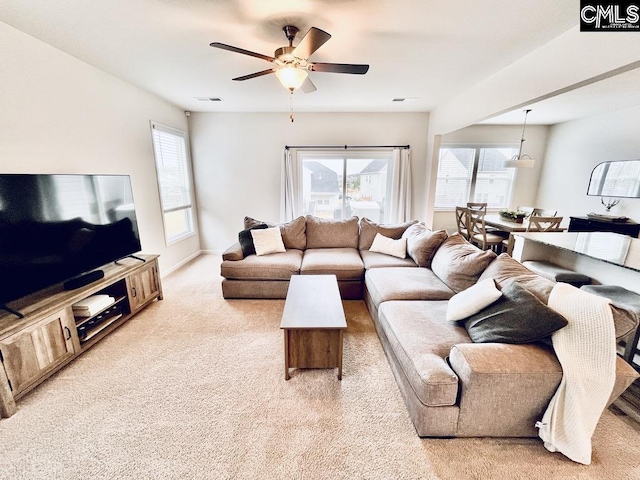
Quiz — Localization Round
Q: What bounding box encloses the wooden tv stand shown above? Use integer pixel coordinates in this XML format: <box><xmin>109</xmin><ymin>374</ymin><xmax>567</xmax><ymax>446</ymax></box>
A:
<box><xmin>0</xmin><ymin>254</ymin><xmax>162</xmax><ymax>419</ymax></box>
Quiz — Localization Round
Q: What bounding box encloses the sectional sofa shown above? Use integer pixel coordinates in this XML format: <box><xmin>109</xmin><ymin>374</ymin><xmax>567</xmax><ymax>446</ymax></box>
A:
<box><xmin>220</xmin><ymin>215</ymin><xmax>639</xmax><ymax>437</ymax></box>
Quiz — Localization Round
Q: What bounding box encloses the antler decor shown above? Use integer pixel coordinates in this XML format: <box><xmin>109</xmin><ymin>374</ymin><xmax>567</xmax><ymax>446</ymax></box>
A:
<box><xmin>601</xmin><ymin>197</ymin><xmax>620</xmax><ymax>212</ymax></box>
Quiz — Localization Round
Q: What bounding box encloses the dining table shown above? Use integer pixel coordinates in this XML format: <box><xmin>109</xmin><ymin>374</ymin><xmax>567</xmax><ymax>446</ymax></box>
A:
<box><xmin>484</xmin><ymin>214</ymin><xmax>533</xmax><ymax>232</ymax></box>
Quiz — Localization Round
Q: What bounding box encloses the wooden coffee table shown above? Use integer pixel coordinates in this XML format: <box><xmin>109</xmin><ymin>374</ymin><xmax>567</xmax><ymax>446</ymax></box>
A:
<box><xmin>280</xmin><ymin>275</ymin><xmax>347</xmax><ymax>380</ymax></box>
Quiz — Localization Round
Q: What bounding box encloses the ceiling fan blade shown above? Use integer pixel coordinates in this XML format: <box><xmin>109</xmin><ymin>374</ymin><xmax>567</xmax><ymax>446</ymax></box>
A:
<box><xmin>210</xmin><ymin>42</ymin><xmax>275</xmax><ymax>62</ymax></box>
<box><xmin>292</xmin><ymin>27</ymin><xmax>331</xmax><ymax>59</ymax></box>
<box><xmin>301</xmin><ymin>77</ymin><xmax>317</xmax><ymax>93</ymax></box>
<box><xmin>232</xmin><ymin>69</ymin><xmax>276</xmax><ymax>81</ymax></box>
<box><xmin>309</xmin><ymin>62</ymin><xmax>369</xmax><ymax>75</ymax></box>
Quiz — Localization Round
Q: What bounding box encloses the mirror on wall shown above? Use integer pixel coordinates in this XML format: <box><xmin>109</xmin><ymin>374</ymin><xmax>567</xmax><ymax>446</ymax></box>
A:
<box><xmin>587</xmin><ymin>160</ymin><xmax>640</xmax><ymax>198</ymax></box>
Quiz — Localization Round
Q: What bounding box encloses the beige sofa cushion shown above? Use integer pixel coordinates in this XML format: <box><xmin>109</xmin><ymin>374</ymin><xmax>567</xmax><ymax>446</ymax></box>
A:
<box><xmin>305</xmin><ymin>216</ymin><xmax>359</xmax><ymax>249</ymax></box>
<box><xmin>221</xmin><ymin>249</ymin><xmax>303</xmax><ymax>280</ymax></box>
<box><xmin>431</xmin><ymin>233</ymin><xmax>497</xmax><ymax>293</ymax></box>
<box><xmin>360</xmin><ymin>250</ymin><xmax>417</xmax><ymax>269</ymax></box>
<box><xmin>300</xmin><ymin>248</ymin><xmax>364</xmax><ymax>280</ymax></box>
<box><xmin>358</xmin><ymin>218</ymin><xmax>417</xmax><ymax>250</ymax></box>
<box><xmin>379</xmin><ymin>300</ymin><xmax>471</xmax><ymax>407</ymax></box>
<box><xmin>244</xmin><ymin>216</ymin><xmax>306</xmax><ymax>250</ymax></box>
<box><xmin>365</xmin><ymin>267</ymin><xmax>455</xmax><ymax>308</ymax></box>
<box><xmin>402</xmin><ymin>223</ymin><xmax>448</xmax><ymax>268</ymax></box>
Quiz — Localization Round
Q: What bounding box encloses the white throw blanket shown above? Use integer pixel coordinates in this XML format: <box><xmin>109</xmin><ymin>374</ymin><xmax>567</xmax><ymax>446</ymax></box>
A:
<box><xmin>536</xmin><ymin>283</ymin><xmax>617</xmax><ymax>465</ymax></box>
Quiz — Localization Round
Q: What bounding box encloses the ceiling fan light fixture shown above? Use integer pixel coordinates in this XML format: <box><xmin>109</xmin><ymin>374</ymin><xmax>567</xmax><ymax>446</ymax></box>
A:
<box><xmin>275</xmin><ymin>67</ymin><xmax>308</xmax><ymax>91</ymax></box>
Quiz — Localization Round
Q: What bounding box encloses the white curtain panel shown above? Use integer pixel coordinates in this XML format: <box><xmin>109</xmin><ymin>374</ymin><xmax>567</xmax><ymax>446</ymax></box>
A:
<box><xmin>280</xmin><ymin>148</ymin><xmax>301</xmax><ymax>222</ymax></box>
<box><xmin>388</xmin><ymin>147</ymin><xmax>412</xmax><ymax>222</ymax></box>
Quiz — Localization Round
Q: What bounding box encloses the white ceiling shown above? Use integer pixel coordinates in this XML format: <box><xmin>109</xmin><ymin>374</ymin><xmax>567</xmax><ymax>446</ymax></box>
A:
<box><xmin>1</xmin><ymin>0</ymin><xmax>638</xmax><ymax>122</ymax></box>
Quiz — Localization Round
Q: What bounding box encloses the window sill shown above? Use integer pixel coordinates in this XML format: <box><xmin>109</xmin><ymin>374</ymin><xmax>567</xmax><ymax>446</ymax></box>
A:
<box><xmin>165</xmin><ymin>230</ymin><xmax>196</xmax><ymax>247</ymax></box>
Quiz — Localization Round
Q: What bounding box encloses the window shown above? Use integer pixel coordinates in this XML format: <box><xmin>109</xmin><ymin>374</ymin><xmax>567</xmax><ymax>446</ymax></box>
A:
<box><xmin>434</xmin><ymin>146</ymin><xmax>518</xmax><ymax>209</ymax></box>
<box><xmin>300</xmin><ymin>152</ymin><xmax>391</xmax><ymax>223</ymax></box>
<box><xmin>151</xmin><ymin>122</ymin><xmax>194</xmax><ymax>244</ymax></box>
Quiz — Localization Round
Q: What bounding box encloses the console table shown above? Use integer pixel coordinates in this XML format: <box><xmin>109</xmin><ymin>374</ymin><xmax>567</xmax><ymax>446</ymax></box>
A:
<box><xmin>0</xmin><ymin>255</ymin><xmax>162</xmax><ymax>418</ymax></box>
<box><xmin>568</xmin><ymin>216</ymin><xmax>640</xmax><ymax>237</ymax></box>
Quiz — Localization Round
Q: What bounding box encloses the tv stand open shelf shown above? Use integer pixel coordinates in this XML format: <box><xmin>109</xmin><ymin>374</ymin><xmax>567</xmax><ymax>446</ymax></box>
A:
<box><xmin>0</xmin><ymin>254</ymin><xmax>162</xmax><ymax>419</ymax></box>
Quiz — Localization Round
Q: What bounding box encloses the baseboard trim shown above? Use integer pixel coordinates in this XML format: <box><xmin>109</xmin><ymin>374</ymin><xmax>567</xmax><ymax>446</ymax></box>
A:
<box><xmin>162</xmin><ymin>251</ymin><xmax>203</xmax><ymax>276</ymax></box>
<box><xmin>200</xmin><ymin>249</ymin><xmax>224</xmax><ymax>255</ymax></box>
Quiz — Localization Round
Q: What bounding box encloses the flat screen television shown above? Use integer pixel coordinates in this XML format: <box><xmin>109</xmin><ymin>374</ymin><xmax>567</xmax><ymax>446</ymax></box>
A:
<box><xmin>0</xmin><ymin>174</ymin><xmax>142</xmax><ymax>307</ymax></box>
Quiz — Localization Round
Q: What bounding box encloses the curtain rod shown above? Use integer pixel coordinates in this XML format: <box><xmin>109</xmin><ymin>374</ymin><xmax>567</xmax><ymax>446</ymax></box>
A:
<box><xmin>285</xmin><ymin>144</ymin><xmax>410</xmax><ymax>150</ymax></box>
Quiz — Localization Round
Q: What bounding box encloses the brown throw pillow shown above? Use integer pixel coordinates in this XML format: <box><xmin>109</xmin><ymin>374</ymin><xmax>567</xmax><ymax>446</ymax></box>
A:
<box><xmin>358</xmin><ymin>217</ymin><xmax>417</xmax><ymax>250</ymax></box>
<box><xmin>464</xmin><ymin>281</ymin><xmax>568</xmax><ymax>344</ymax></box>
<box><xmin>431</xmin><ymin>233</ymin><xmax>496</xmax><ymax>293</ymax></box>
<box><xmin>402</xmin><ymin>223</ymin><xmax>448</xmax><ymax>268</ymax></box>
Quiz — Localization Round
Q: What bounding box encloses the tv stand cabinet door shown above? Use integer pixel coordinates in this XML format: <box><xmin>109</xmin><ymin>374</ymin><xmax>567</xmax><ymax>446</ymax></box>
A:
<box><xmin>0</xmin><ymin>308</ymin><xmax>77</xmax><ymax>399</ymax></box>
<box><xmin>126</xmin><ymin>260</ymin><xmax>161</xmax><ymax>313</ymax></box>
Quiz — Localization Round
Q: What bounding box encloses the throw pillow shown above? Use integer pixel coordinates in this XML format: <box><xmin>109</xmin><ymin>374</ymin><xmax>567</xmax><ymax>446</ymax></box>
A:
<box><xmin>358</xmin><ymin>217</ymin><xmax>417</xmax><ymax>250</ymax></box>
<box><xmin>243</xmin><ymin>216</ymin><xmax>306</xmax><ymax>250</ymax></box>
<box><xmin>402</xmin><ymin>223</ymin><xmax>448</xmax><ymax>268</ymax></box>
<box><xmin>478</xmin><ymin>253</ymin><xmax>555</xmax><ymax>304</ymax></box>
<box><xmin>430</xmin><ymin>233</ymin><xmax>497</xmax><ymax>293</ymax></box>
<box><xmin>251</xmin><ymin>227</ymin><xmax>286</xmax><ymax>256</ymax></box>
<box><xmin>238</xmin><ymin>223</ymin><xmax>268</xmax><ymax>257</ymax></box>
<box><xmin>464</xmin><ymin>281</ymin><xmax>569</xmax><ymax>344</ymax></box>
<box><xmin>369</xmin><ymin>233</ymin><xmax>407</xmax><ymax>259</ymax></box>
<box><xmin>446</xmin><ymin>278</ymin><xmax>502</xmax><ymax>322</ymax></box>
<box><xmin>244</xmin><ymin>216</ymin><xmax>275</xmax><ymax>229</ymax></box>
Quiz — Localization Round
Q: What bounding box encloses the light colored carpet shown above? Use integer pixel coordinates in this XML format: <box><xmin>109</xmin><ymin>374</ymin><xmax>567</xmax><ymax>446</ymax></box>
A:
<box><xmin>2</xmin><ymin>254</ymin><xmax>640</xmax><ymax>480</ymax></box>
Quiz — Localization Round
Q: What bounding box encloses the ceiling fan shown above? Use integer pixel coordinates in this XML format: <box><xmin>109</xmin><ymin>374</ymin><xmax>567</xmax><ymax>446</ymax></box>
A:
<box><xmin>210</xmin><ymin>26</ymin><xmax>369</xmax><ymax>93</ymax></box>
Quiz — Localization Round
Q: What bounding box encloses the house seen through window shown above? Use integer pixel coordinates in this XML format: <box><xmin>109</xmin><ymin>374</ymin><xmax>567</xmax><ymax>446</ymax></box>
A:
<box><xmin>434</xmin><ymin>146</ymin><xmax>518</xmax><ymax>209</ymax></box>
<box><xmin>151</xmin><ymin>122</ymin><xmax>194</xmax><ymax>244</ymax></box>
<box><xmin>300</xmin><ymin>152</ymin><xmax>392</xmax><ymax>223</ymax></box>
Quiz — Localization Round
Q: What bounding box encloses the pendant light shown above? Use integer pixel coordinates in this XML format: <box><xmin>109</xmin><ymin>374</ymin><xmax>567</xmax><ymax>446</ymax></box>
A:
<box><xmin>504</xmin><ymin>109</ymin><xmax>535</xmax><ymax>168</ymax></box>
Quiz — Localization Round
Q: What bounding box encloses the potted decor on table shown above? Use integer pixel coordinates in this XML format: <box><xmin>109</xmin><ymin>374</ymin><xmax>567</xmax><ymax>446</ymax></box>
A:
<box><xmin>499</xmin><ymin>209</ymin><xmax>528</xmax><ymax>223</ymax></box>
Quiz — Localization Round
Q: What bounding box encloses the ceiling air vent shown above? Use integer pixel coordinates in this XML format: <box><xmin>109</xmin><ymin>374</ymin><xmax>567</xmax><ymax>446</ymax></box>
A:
<box><xmin>194</xmin><ymin>97</ymin><xmax>222</xmax><ymax>102</ymax></box>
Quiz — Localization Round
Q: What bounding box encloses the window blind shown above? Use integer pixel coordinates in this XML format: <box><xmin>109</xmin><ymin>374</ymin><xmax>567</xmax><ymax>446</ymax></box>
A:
<box><xmin>151</xmin><ymin>124</ymin><xmax>192</xmax><ymax>213</ymax></box>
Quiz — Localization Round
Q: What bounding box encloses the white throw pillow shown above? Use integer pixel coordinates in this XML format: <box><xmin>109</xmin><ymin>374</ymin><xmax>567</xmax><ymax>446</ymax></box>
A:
<box><xmin>446</xmin><ymin>278</ymin><xmax>502</xmax><ymax>322</ymax></box>
<box><xmin>369</xmin><ymin>233</ymin><xmax>407</xmax><ymax>259</ymax></box>
<box><xmin>251</xmin><ymin>227</ymin><xmax>286</xmax><ymax>256</ymax></box>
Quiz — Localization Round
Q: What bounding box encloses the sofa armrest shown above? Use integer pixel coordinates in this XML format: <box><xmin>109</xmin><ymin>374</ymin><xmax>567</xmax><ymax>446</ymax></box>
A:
<box><xmin>449</xmin><ymin>342</ymin><xmax>563</xmax><ymax>436</ymax></box>
<box><xmin>222</xmin><ymin>242</ymin><xmax>244</xmax><ymax>261</ymax></box>
<box><xmin>448</xmin><ymin>342</ymin><xmax>639</xmax><ymax>437</ymax></box>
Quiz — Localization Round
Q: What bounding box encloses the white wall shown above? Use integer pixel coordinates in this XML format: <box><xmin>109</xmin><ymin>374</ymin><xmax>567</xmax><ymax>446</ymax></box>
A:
<box><xmin>189</xmin><ymin>112</ymin><xmax>429</xmax><ymax>251</ymax></box>
<box><xmin>536</xmin><ymin>105</ymin><xmax>640</xmax><ymax>223</ymax></box>
<box><xmin>432</xmin><ymin>124</ymin><xmax>549</xmax><ymax>232</ymax></box>
<box><xmin>0</xmin><ymin>21</ymin><xmax>200</xmax><ymax>275</ymax></box>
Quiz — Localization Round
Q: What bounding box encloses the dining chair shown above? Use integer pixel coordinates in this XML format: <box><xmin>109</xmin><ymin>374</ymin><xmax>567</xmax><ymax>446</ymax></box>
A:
<box><xmin>515</xmin><ymin>206</ymin><xmax>534</xmax><ymax>218</ymax></box>
<box><xmin>531</xmin><ymin>208</ymin><xmax>557</xmax><ymax>217</ymax></box>
<box><xmin>466</xmin><ymin>202</ymin><xmax>487</xmax><ymax>213</ymax></box>
<box><xmin>455</xmin><ymin>206</ymin><xmax>470</xmax><ymax>239</ymax></box>
<box><xmin>526</xmin><ymin>216</ymin><xmax>563</xmax><ymax>232</ymax></box>
<box><xmin>468</xmin><ymin>210</ymin><xmax>504</xmax><ymax>251</ymax></box>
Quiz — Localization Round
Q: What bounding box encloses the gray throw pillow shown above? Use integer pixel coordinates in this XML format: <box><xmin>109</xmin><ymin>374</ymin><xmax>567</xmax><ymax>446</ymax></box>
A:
<box><xmin>464</xmin><ymin>281</ymin><xmax>568</xmax><ymax>344</ymax></box>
